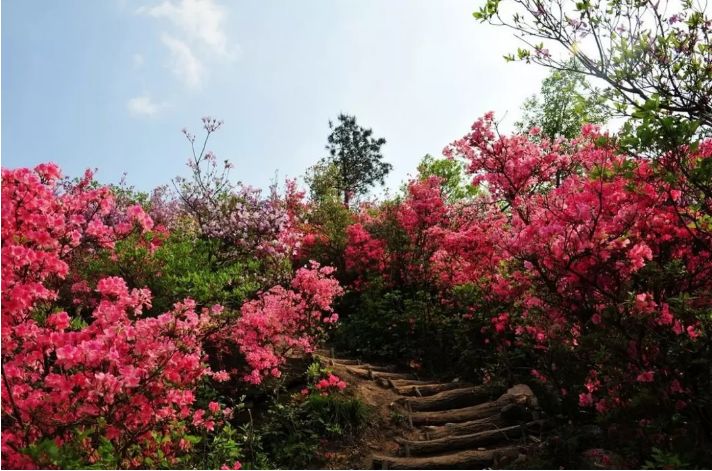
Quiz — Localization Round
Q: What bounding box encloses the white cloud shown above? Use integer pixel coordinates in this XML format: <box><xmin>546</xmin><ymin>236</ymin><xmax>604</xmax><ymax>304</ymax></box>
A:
<box><xmin>137</xmin><ymin>0</ymin><xmax>234</xmax><ymax>90</ymax></box>
<box><xmin>160</xmin><ymin>33</ymin><xmax>203</xmax><ymax>89</ymax></box>
<box><xmin>139</xmin><ymin>0</ymin><xmax>233</xmax><ymax>58</ymax></box>
<box><xmin>127</xmin><ymin>95</ymin><xmax>163</xmax><ymax>117</ymax></box>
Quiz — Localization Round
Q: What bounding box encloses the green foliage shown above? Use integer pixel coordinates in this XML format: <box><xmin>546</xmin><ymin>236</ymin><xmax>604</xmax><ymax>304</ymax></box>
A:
<box><xmin>259</xmin><ymin>399</ymin><xmax>320</xmax><ymax>470</ymax></box>
<box><xmin>415</xmin><ymin>154</ymin><xmax>478</xmax><ymax>202</ymax></box>
<box><xmin>322</xmin><ymin>114</ymin><xmax>391</xmax><ymax>207</ymax></box>
<box><xmin>150</xmin><ymin>234</ymin><xmax>265</xmax><ymax>311</ymax></box>
<box><xmin>333</xmin><ymin>281</ymin><xmax>502</xmax><ymax>381</ymax></box>
<box><xmin>186</xmin><ymin>424</ymin><xmax>244</xmax><ymax>470</ymax></box>
<box><xmin>516</xmin><ymin>65</ymin><xmax>609</xmax><ymax>140</ymax></box>
<box><xmin>73</xmin><ymin>227</ymin><xmax>276</xmax><ymax>315</ymax></box>
<box><xmin>643</xmin><ymin>447</ymin><xmax>690</xmax><ymax>469</ymax></box>
<box><xmin>304</xmin><ymin>394</ymin><xmax>369</xmax><ymax>438</ymax></box>
<box><xmin>306</xmin><ymin>360</ymin><xmax>328</xmax><ymax>382</ymax></box>
<box><xmin>333</xmin><ymin>283</ymin><xmax>416</xmax><ymax>361</ymax></box>
<box><xmin>475</xmin><ymin>0</ymin><xmax>712</xmax><ymax>152</ymax></box>
<box><xmin>305</xmin><ymin>161</ymin><xmax>342</xmax><ymax>203</ymax></box>
<box><xmin>236</xmin><ymin>421</ymin><xmax>272</xmax><ymax>470</ymax></box>
<box><xmin>256</xmin><ymin>392</ymin><xmax>369</xmax><ymax>469</ymax></box>
<box><xmin>472</xmin><ymin>0</ymin><xmax>500</xmax><ymax>20</ymax></box>
<box><xmin>301</xmin><ymin>161</ymin><xmax>356</xmax><ymax>276</ymax></box>
<box><xmin>23</xmin><ymin>435</ymin><xmax>117</xmax><ymax>470</ymax></box>
<box><xmin>619</xmin><ymin>98</ymin><xmax>702</xmax><ymax>155</ymax></box>
<box><xmin>109</xmin><ymin>181</ymin><xmax>150</xmax><ymax>208</ymax></box>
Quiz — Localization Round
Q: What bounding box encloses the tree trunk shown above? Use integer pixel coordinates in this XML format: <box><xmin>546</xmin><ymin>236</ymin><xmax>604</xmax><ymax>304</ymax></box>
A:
<box><xmin>393</xmin><ymin>382</ymin><xmax>466</xmax><ymax>397</ymax></box>
<box><xmin>410</xmin><ymin>385</ymin><xmax>535</xmax><ymax>425</ymax></box>
<box><xmin>396</xmin><ymin>421</ymin><xmax>546</xmax><ymax>456</ymax></box>
<box><xmin>420</xmin><ymin>415</ymin><xmax>508</xmax><ymax>440</ymax></box>
<box><xmin>402</xmin><ymin>385</ymin><xmax>505</xmax><ymax>412</ymax></box>
<box><xmin>370</xmin><ymin>446</ymin><xmax>521</xmax><ymax>469</ymax></box>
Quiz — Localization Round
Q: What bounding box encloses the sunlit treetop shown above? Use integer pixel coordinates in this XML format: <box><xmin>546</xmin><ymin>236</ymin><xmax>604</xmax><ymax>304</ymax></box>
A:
<box><xmin>474</xmin><ymin>0</ymin><xmax>712</xmax><ymax>131</ymax></box>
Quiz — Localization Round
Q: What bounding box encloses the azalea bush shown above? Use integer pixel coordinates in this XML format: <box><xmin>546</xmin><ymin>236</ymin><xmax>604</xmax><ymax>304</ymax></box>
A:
<box><xmin>207</xmin><ymin>262</ymin><xmax>343</xmax><ymax>385</ymax></box>
<box><xmin>0</xmin><ymin>162</ymin><xmax>343</xmax><ymax>469</ymax></box>
<box><xmin>335</xmin><ymin>174</ymin><xmax>501</xmax><ymax>376</ymax></box>
<box><xmin>67</xmin><ymin>117</ymin><xmax>318</xmax><ymax>316</ymax></box>
<box><xmin>1</xmin><ymin>164</ymin><xmax>216</xmax><ymax>468</ymax></box>
<box><xmin>334</xmin><ymin>113</ymin><xmax>712</xmax><ymax>464</ymax></box>
<box><xmin>174</xmin><ymin>118</ymin><xmax>305</xmax><ymax>265</ymax></box>
<box><xmin>443</xmin><ymin>114</ymin><xmax>711</xmax><ymax>463</ymax></box>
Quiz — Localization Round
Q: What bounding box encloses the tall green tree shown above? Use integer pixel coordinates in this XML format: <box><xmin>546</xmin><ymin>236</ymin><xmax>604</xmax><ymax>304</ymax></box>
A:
<box><xmin>322</xmin><ymin>114</ymin><xmax>391</xmax><ymax>207</ymax></box>
<box><xmin>415</xmin><ymin>154</ymin><xmax>478</xmax><ymax>202</ymax></box>
<box><xmin>302</xmin><ymin>162</ymin><xmax>354</xmax><ymax>275</ymax></box>
<box><xmin>516</xmin><ymin>65</ymin><xmax>609</xmax><ymax>139</ymax></box>
<box><xmin>304</xmin><ymin>161</ymin><xmax>342</xmax><ymax>203</ymax></box>
<box><xmin>474</xmin><ymin>0</ymin><xmax>711</xmax><ymax>152</ymax></box>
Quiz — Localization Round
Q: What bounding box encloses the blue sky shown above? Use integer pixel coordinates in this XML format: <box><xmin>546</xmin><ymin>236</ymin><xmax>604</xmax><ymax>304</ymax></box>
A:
<box><xmin>2</xmin><ymin>0</ymin><xmax>548</xmax><ymax>194</ymax></box>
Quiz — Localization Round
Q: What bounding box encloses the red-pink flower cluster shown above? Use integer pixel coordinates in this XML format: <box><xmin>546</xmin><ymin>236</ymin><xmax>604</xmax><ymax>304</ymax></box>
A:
<box><xmin>345</xmin><ymin>222</ymin><xmax>388</xmax><ymax>276</ymax></box>
<box><xmin>440</xmin><ymin>114</ymin><xmax>711</xmax><ymax>416</ymax></box>
<box><xmin>343</xmin><ymin>114</ymin><xmax>711</xmax><ymax>422</ymax></box>
<box><xmin>345</xmin><ymin>177</ymin><xmax>452</xmax><ymax>286</ymax></box>
<box><xmin>2</xmin><ymin>163</ymin><xmax>344</xmax><ymax>467</ymax></box>
<box><xmin>0</xmin><ymin>164</ymin><xmax>226</xmax><ymax>468</ymax></box>
<box><xmin>220</xmin><ymin>461</ymin><xmax>243</xmax><ymax>470</ymax></box>
<box><xmin>210</xmin><ymin>262</ymin><xmax>343</xmax><ymax>385</ymax></box>
<box><xmin>314</xmin><ymin>374</ymin><xmax>347</xmax><ymax>395</ymax></box>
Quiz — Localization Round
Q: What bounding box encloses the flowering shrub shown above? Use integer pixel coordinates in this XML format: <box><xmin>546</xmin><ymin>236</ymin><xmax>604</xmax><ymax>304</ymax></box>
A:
<box><xmin>1</xmin><ymin>164</ymin><xmax>219</xmax><ymax>468</ymax></box>
<box><xmin>257</xmin><ymin>363</ymin><xmax>366</xmax><ymax>469</ymax></box>
<box><xmin>337</xmin><ymin>114</ymin><xmax>712</xmax><ymax>463</ymax></box>
<box><xmin>314</xmin><ymin>374</ymin><xmax>348</xmax><ymax>395</ymax></box>
<box><xmin>209</xmin><ymin>262</ymin><xmax>344</xmax><ymax>384</ymax></box>
<box><xmin>444</xmin><ymin>114</ymin><xmax>710</xmax><ymax>406</ymax></box>
<box><xmin>344</xmin><ymin>221</ymin><xmax>389</xmax><ymax>278</ymax></box>
<box><xmin>301</xmin><ymin>362</ymin><xmax>348</xmax><ymax>397</ymax></box>
<box><xmin>1</xmin><ymin>163</ymin><xmax>342</xmax><ymax>468</ymax></box>
<box><xmin>441</xmin><ymin>114</ymin><xmax>711</xmax><ymax>461</ymax></box>
<box><xmin>173</xmin><ymin>118</ymin><xmax>305</xmax><ymax>263</ymax></box>
<box><xmin>146</xmin><ymin>184</ymin><xmax>184</xmax><ymax>230</ymax></box>
<box><xmin>344</xmin><ymin>176</ymin><xmax>450</xmax><ymax>287</ymax></box>
<box><xmin>337</xmin><ymin>174</ymin><xmax>491</xmax><ymax>367</ymax></box>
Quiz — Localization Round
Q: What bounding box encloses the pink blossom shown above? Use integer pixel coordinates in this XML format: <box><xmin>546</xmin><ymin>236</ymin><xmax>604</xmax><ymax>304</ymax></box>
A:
<box><xmin>579</xmin><ymin>392</ymin><xmax>594</xmax><ymax>407</ymax></box>
<box><xmin>531</xmin><ymin>369</ymin><xmax>548</xmax><ymax>383</ymax></box>
<box><xmin>628</xmin><ymin>242</ymin><xmax>653</xmax><ymax>272</ymax></box>
<box><xmin>636</xmin><ymin>371</ymin><xmax>654</xmax><ymax>383</ymax></box>
<box><xmin>220</xmin><ymin>461</ymin><xmax>242</xmax><ymax>470</ymax></box>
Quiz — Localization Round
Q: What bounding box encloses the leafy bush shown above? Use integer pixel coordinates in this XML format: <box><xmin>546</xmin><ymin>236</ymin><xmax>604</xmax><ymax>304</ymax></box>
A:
<box><xmin>304</xmin><ymin>394</ymin><xmax>369</xmax><ymax>438</ymax></box>
<box><xmin>255</xmin><ymin>364</ymin><xmax>369</xmax><ymax>469</ymax></box>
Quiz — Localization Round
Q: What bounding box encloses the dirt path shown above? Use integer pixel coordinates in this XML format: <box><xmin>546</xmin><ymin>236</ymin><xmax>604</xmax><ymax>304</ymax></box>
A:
<box><xmin>315</xmin><ymin>351</ymin><xmax>548</xmax><ymax>469</ymax></box>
